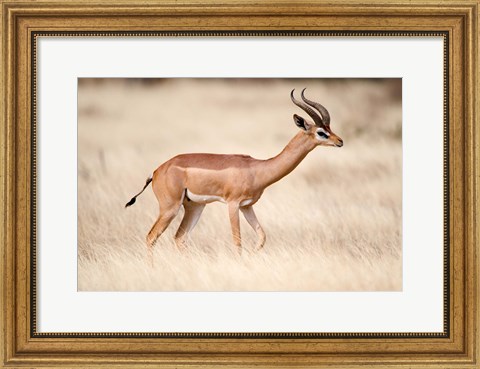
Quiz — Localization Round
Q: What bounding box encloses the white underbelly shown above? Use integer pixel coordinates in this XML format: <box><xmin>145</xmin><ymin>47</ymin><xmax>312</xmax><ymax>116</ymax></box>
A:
<box><xmin>186</xmin><ymin>190</ymin><xmax>226</xmax><ymax>204</ymax></box>
<box><xmin>240</xmin><ymin>198</ymin><xmax>254</xmax><ymax>207</ymax></box>
<box><xmin>186</xmin><ymin>190</ymin><xmax>254</xmax><ymax>207</ymax></box>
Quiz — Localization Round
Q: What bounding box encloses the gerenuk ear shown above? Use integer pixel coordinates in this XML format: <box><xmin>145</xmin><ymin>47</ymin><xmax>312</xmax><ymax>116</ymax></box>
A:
<box><xmin>293</xmin><ymin>114</ymin><xmax>308</xmax><ymax>131</ymax></box>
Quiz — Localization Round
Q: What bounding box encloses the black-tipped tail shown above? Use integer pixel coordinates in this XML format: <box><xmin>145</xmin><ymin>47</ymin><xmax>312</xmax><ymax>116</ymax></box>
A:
<box><xmin>125</xmin><ymin>197</ymin><xmax>136</xmax><ymax>208</ymax></box>
<box><xmin>125</xmin><ymin>176</ymin><xmax>152</xmax><ymax>208</ymax></box>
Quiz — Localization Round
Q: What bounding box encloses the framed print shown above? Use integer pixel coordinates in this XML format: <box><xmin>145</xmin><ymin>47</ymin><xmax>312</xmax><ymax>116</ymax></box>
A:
<box><xmin>1</xmin><ymin>1</ymin><xmax>478</xmax><ymax>368</ymax></box>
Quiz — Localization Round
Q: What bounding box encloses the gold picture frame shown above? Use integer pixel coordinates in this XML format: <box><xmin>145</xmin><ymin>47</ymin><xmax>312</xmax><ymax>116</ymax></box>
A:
<box><xmin>1</xmin><ymin>0</ymin><xmax>478</xmax><ymax>367</ymax></box>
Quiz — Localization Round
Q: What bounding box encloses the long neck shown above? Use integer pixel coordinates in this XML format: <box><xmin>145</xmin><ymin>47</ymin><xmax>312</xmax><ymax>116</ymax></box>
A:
<box><xmin>256</xmin><ymin>131</ymin><xmax>316</xmax><ymax>188</ymax></box>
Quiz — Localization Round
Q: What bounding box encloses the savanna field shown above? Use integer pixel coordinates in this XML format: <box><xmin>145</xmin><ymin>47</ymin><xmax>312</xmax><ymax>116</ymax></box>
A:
<box><xmin>78</xmin><ymin>78</ymin><xmax>402</xmax><ymax>291</ymax></box>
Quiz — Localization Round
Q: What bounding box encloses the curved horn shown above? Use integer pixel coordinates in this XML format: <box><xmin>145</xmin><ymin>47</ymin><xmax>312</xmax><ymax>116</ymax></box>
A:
<box><xmin>290</xmin><ymin>89</ymin><xmax>323</xmax><ymax>127</ymax></box>
<box><xmin>301</xmin><ymin>88</ymin><xmax>330</xmax><ymax>126</ymax></box>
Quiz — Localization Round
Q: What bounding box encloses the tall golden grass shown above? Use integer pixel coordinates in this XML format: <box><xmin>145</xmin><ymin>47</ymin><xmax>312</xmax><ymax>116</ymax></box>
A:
<box><xmin>78</xmin><ymin>78</ymin><xmax>402</xmax><ymax>291</ymax></box>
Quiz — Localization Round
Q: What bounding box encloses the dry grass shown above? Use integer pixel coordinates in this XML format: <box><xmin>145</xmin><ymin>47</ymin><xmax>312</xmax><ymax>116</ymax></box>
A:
<box><xmin>78</xmin><ymin>78</ymin><xmax>402</xmax><ymax>291</ymax></box>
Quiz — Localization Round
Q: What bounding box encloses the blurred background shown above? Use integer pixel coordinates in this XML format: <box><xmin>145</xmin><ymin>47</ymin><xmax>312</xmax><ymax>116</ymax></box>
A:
<box><xmin>78</xmin><ymin>78</ymin><xmax>402</xmax><ymax>291</ymax></box>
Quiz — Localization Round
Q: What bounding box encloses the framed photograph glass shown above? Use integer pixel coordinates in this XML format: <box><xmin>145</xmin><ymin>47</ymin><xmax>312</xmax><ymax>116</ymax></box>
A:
<box><xmin>1</xmin><ymin>1</ymin><xmax>478</xmax><ymax>367</ymax></box>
